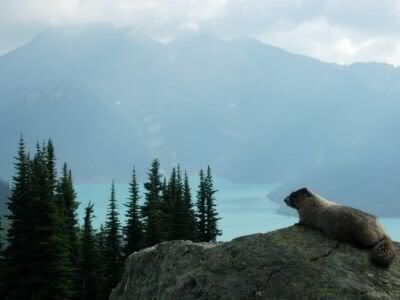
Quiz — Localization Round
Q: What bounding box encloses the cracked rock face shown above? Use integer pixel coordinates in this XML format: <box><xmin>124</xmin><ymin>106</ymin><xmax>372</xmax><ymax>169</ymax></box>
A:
<box><xmin>110</xmin><ymin>226</ymin><xmax>400</xmax><ymax>300</ymax></box>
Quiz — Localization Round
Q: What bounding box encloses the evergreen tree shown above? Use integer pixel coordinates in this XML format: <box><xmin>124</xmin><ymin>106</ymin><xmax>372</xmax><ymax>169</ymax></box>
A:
<box><xmin>182</xmin><ymin>171</ymin><xmax>197</xmax><ymax>241</ymax></box>
<box><xmin>30</xmin><ymin>142</ymin><xmax>74</xmax><ymax>299</ymax></box>
<box><xmin>0</xmin><ymin>215</ymin><xmax>3</xmax><ymax>252</ymax></box>
<box><xmin>79</xmin><ymin>202</ymin><xmax>99</xmax><ymax>300</ymax></box>
<box><xmin>142</xmin><ymin>159</ymin><xmax>164</xmax><ymax>247</ymax></box>
<box><xmin>46</xmin><ymin>139</ymin><xmax>57</xmax><ymax>193</ymax></box>
<box><xmin>195</xmin><ymin>169</ymin><xmax>207</xmax><ymax>242</ymax></box>
<box><xmin>168</xmin><ymin>166</ymin><xmax>186</xmax><ymax>240</ymax></box>
<box><xmin>102</xmin><ymin>181</ymin><xmax>123</xmax><ymax>299</ymax></box>
<box><xmin>204</xmin><ymin>166</ymin><xmax>221</xmax><ymax>242</ymax></box>
<box><xmin>123</xmin><ymin>167</ymin><xmax>143</xmax><ymax>256</ymax></box>
<box><xmin>159</xmin><ymin>176</ymin><xmax>170</xmax><ymax>239</ymax></box>
<box><xmin>4</xmin><ymin>138</ymin><xmax>74</xmax><ymax>299</ymax></box>
<box><xmin>56</xmin><ymin>163</ymin><xmax>80</xmax><ymax>298</ymax></box>
<box><xmin>3</xmin><ymin>136</ymin><xmax>35</xmax><ymax>299</ymax></box>
<box><xmin>96</xmin><ymin>224</ymin><xmax>107</xmax><ymax>296</ymax></box>
<box><xmin>57</xmin><ymin>164</ymin><xmax>80</xmax><ymax>256</ymax></box>
<box><xmin>97</xmin><ymin>224</ymin><xmax>106</xmax><ymax>261</ymax></box>
<box><xmin>0</xmin><ymin>215</ymin><xmax>4</xmax><ymax>299</ymax></box>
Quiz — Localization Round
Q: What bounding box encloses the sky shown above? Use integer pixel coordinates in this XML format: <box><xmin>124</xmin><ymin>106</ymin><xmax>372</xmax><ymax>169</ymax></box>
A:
<box><xmin>0</xmin><ymin>0</ymin><xmax>400</xmax><ymax>65</ymax></box>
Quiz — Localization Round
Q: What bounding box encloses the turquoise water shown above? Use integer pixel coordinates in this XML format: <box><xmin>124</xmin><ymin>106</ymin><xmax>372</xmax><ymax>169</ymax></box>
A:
<box><xmin>75</xmin><ymin>178</ymin><xmax>400</xmax><ymax>242</ymax></box>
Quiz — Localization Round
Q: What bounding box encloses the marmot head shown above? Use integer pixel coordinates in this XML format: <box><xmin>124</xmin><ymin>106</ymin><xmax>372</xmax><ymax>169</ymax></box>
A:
<box><xmin>284</xmin><ymin>187</ymin><xmax>312</xmax><ymax>209</ymax></box>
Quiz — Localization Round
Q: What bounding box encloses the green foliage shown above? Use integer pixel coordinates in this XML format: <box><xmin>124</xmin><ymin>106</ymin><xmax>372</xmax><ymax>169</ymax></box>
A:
<box><xmin>3</xmin><ymin>137</ymin><xmax>221</xmax><ymax>299</ymax></box>
<box><xmin>196</xmin><ymin>169</ymin><xmax>207</xmax><ymax>242</ymax></box>
<box><xmin>79</xmin><ymin>202</ymin><xmax>100</xmax><ymax>300</ymax></box>
<box><xmin>57</xmin><ymin>163</ymin><xmax>80</xmax><ymax>297</ymax></box>
<box><xmin>102</xmin><ymin>181</ymin><xmax>123</xmax><ymax>299</ymax></box>
<box><xmin>3</xmin><ymin>137</ymin><xmax>76</xmax><ymax>299</ymax></box>
<box><xmin>142</xmin><ymin>159</ymin><xmax>164</xmax><ymax>247</ymax></box>
<box><xmin>123</xmin><ymin>168</ymin><xmax>144</xmax><ymax>256</ymax></box>
<box><xmin>0</xmin><ymin>216</ymin><xmax>4</xmax><ymax>298</ymax></box>
<box><xmin>196</xmin><ymin>167</ymin><xmax>221</xmax><ymax>242</ymax></box>
<box><xmin>166</xmin><ymin>167</ymin><xmax>183</xmax><ymax>240</ymax></box>
<box><xmin>0</xmin><ymin>215</ymin><xmax>3</xmax><ymax>252</ymax></box>
<box><xmin>204</xmin><ymin>166</ymin><xmax>221</xmax><ymax>242</ymax></box>
<box><xmin>182</xmin><ymin>171</ymin><xmax>198</xmax><ymax>240</ymax></box>
<box><xmin>0</xmin><ymin>180</ymin><xmax>10</xmax><ymax>221</ymax></box>
<box><xmin>166</xmin><ymin>167</ymin><xmax>197</xmax><ymax>241</ymax></box>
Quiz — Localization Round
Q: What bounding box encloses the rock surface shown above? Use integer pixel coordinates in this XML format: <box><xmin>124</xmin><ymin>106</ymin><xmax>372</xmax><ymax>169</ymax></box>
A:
<box><xmin>110</xmin><ymin>226</ymin><xmax>400</xmax><ymax>300</ymax></box>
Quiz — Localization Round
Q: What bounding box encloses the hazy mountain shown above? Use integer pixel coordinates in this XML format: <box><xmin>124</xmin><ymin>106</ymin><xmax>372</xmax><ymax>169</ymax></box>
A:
<box><xmin>0</xmin><ymin>26</ymin><xmax>400</xmax><ymax>215</ymax></box>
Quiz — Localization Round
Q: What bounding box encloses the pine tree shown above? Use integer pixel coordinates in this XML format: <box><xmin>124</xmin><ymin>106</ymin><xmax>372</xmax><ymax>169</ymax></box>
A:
<box><xmin>103</xmin><ymin>181</ymin><xmax>123</xmax><ymax>299</ymax></box>
<box><xmin>168</xmin><ymin>166</ymin><xmax>186</xmax><ymax>240</ymax></box>
<box><xmin>142</xmin><ymin>159</ymin><xmax>164</xmax><ymax>247</ymax></box>
<box><xmin>96</xmin><ymin>224</ymin><xmax>107</xmax><ymax>297</ymax></box>
<box><xmin>196</xmin><ymin>169</ymin><xmax>207</xmax><ymax>242</ymax></box>
<box><xmin>204</xmin><ymin>166</ymin><xmax>221</xmax><ymax>242</ymax></box>
<box><xmin>30</xmin><ymin>142</ymin><xmax>74</xmax><ymax>299</ymax></box>
<box><xmin>4</xmin><ymin>138</ymin><xmax>74</xmax><ymax>299</ymax></box>
<box><xmin>167</xmin><ymin>167</ymin><xmax>179</xmax><ymax>239</ymax></box>
<box><xmin>0</xmin><ymin>215</ymin><xmax>4</xmax><ymax>298</ymax></box>
<box><xmin>123</xmin><ymin>167</ymin><xmax>143</xmax><ymax>256</ymax></box>
<box><xmin>46</xmin><ymin>139</ymin><xmax>57</xmax><ymax>193</ymax></box>
<box><xmin>56</xmin><ymin>163</ymin><xmax>80</xmax><ymax>298</ymax></box>
<box><xmin>0</xmin><ymin>215</ymin><xmax>3</xmax><ymax>252</ymax></box>
<box><xmin>57</xmin><ymin>164</ymin><xmax>80</xmax><ymax>255</ymax></box>
<box><xmin>3</xmin><ymin>136</ymin><xmax>34</xmax><ymax>299</ymax></box>
<box><xmin>160</xmin><ymin>176</ymin><xmax>170</xmax><ymax>238</ymax></box>
<box><xmin>97</xmin><ymin>224</ymin><xmax>106</xmax><ymax>260</ymax></box>
<box><xmin>182</xmin><ymin>171</ymin><xmax>197</xmax><ymax>241</ymax></box>
<box><xmin>79</xmin><ymin>202</ymin><xmax>99</xmax><ymax>300</ymax></box>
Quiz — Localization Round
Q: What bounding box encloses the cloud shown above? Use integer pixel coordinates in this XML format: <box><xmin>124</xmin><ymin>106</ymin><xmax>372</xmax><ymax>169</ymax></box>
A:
<box><xmin>258</xmin><ymin>17</ymin><xmax>400</xmax><ymax>65</ymax></box>
<box><xmin>0</xmin><ymin>0</ymin><xmax>400</xmax><ymax>65</ymax></box>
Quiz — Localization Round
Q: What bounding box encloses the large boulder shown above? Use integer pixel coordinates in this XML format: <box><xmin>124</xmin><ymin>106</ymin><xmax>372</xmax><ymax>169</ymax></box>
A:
<box><xmin>110</xmin><ymin>226</ymin><xmax>400</xmax><ymax>299</ymax></box>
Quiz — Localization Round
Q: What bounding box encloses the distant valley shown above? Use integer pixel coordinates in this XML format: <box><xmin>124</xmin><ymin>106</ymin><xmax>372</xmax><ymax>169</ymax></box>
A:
<box><xmin>1</xmin><ymin>26</ymin><xmax>400</xmax><ymax>216</ymax></box>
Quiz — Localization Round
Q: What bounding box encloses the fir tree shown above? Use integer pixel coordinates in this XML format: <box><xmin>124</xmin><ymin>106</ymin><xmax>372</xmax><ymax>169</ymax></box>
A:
<box><xmin>96</xmin><ymin>224</ymin><xmax>107</xmax><ymax>296</ymax></box>
<box><xmin>56</xmin><ymin>163</ymin><xmax>80</xmax><ymax>298</ymax></box>
<box><xmin>169</xmin><ymin>166</ymin><xmax>186</xmax><ymax>240</ymax></box>
<box><xmin>103</xmin><ymin>181</ymin><xmax>123</xmax><ymax>299</ymax></box>
<box><xmin>196</xmin><ymin>169</ymin><xmax>207</xmax><ymax>242</ymax></box>
<box><xmin>204</xmin><ymin>166</ymin><xmax>221</xmax><ymax>242</ymax></box>
<box><xmin>142</xmin><ymin>159</ymin><xmax>164</xmax><ymax>246</ymax></box>
<box><xmin>46</xmin><ymin>139</ymin><xmax>57</xmax><ymax>193</ymax></box>
<box><xmin>30</xmin><ymin>142</ymin><xmax>74</xmax><ymax>299</ymax></box>
<box><xmin>182</xmin><ymin>171</ymin><xmax>197</xmax><ymax>241</ymax></box>
<box><xmin>57</xmin><ymin>164</ymin><xmax>80</xmax><ymax>253</ymax></box>
<box><xmin>3</xmin><ymin>136</ymin><xmax>34</xmax><ymax>299</ymax></box>
<box><xmin>0</xmin><ymin>215</ymin><xmax>4</xmax><ymax>298</ymax></box>
<box><xmin>123</xmin><ymin>167</ymin><xmax>143</xmax><ymax>256</ymax></box>
<box><xmin>79</xmin><ymin>202</ymin><xmax>99</xmax><ymax>300</ymax></box>
<box><xmin>159</xmin><ymin>176</ymin><xmax>170</xmax><ymax>239</ymax></box>
<box><xmin>4</xmin><ymin>138</ymin><xmax>74</xmax><ymax>299</ymax></box>
<box><xmin>0</xmin><ymin>215</ymin><xmax>3</xmax><ymax>252</ymax></box>
<box><xmin>97</xmin><ymin>224</ymin><xmax>106</xmax><ymax>260</ymax></box>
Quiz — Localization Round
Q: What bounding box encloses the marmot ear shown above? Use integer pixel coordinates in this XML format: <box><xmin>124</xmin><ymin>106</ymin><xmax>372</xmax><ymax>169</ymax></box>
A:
<box><xmin>300</xmin><ymin>187</ymin><xmax>309</xmax><ymax>194</ymax></box>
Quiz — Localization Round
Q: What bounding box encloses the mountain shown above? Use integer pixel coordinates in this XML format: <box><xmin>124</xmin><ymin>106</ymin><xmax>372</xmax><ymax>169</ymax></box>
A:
<box><xmin>0</xmin><ymin>26</ymin><xmax>400</xmax><ymax>214</ymax></box>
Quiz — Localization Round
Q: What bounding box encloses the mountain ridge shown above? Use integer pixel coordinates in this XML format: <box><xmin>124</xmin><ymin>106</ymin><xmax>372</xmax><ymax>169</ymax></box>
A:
<box><xmin>1</xmin><ymin>26</ymin><xmax>400</xmax><ymax>216</ymax></box>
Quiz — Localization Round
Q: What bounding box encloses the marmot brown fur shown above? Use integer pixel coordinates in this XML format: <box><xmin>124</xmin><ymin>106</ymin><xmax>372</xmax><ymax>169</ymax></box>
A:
<box><xmin>284</xmin><ymin>188</ymin><xmax>396</xmax><ymax>268</ymax></box>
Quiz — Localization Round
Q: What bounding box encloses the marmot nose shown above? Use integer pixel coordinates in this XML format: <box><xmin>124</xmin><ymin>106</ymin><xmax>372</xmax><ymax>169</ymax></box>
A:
<box><xmin>284</xmin><ymin>197</ymin><xmax>289</xmax><ymax>204</ymax></box>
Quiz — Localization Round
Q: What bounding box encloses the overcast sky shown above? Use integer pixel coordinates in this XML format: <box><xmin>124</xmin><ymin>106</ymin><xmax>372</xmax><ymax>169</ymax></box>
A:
<box><xmin>0</xmin><ymin>0</ymin><xmax>400</xmax><ymax>65</ymax></box>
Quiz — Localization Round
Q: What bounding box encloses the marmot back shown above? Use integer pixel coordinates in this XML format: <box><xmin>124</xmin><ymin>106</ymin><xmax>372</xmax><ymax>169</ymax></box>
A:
<box><xmin>284</xmin><ymin>188</ymin><xmax>396</xmax><ymax>268</ymax></box>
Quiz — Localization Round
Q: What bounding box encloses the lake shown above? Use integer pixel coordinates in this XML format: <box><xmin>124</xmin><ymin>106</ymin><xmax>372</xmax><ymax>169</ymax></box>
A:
<box><xmin>75</xmin><ymin>178</ymin><xmax>400</xmax><ymax>242</ymax></box>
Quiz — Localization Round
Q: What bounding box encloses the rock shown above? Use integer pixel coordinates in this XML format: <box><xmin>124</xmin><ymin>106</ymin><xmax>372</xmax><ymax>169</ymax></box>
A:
<box><xmin>110</xmin><ymin>226</ymin><xmax>400</xmax><ymax>300</ymax></box>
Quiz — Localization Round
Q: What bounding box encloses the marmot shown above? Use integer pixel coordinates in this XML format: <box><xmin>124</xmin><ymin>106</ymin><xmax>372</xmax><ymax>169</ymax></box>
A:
<box><xmin>284</xmin><ymin>188</ymin><xmax>396</xmax><ymax>268</ymax></box>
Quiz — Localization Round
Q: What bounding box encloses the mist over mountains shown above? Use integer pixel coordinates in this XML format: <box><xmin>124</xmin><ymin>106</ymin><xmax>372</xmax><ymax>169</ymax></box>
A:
<box><xmin>1</xmin><ymin>26</ymin><xmax>400</xmax><ymax>215</ymax></box>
